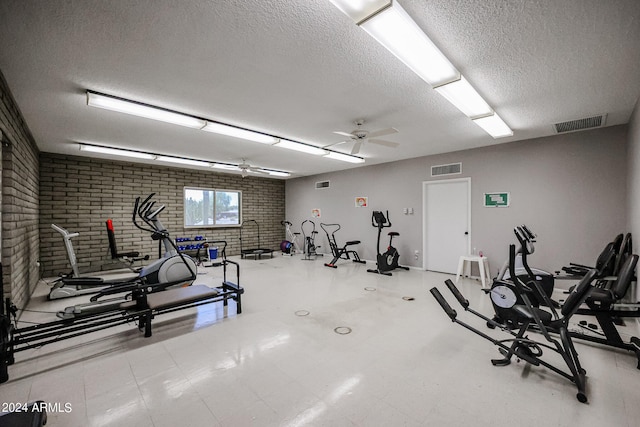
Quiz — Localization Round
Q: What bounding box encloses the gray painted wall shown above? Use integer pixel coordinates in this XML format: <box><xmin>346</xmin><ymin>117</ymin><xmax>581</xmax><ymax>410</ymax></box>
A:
<box><xmin>286</xmin><ymin>125</ymin><xmax>628</xmax><ymax>276</ymax></box>
<box><xmin>626</xmin><ymin>98</ymin><xmax>640</xmax><ymax>302</ymax></box>
<box><xmin>628</xmin><ymin>99</ymin><xmax>640</xmax><ymax>238</ymax></box>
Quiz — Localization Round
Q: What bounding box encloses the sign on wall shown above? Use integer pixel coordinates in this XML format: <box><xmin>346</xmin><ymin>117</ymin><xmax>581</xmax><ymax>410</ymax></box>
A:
<box><xmin>484</xmin><ymin>192</ymin><xmax>510</xmax><ymax>207</ymax></box>
<box><xmin>355</xmin><ymin>197</ymin><xmax>368</xmax><ymax>207</ymax></box>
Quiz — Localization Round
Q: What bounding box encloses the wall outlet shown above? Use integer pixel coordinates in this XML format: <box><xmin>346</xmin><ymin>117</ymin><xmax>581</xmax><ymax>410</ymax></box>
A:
<box><xmin>414</xmin><ymin>250</ymin><xmax>419</xmax><ymax>260</ymax></box>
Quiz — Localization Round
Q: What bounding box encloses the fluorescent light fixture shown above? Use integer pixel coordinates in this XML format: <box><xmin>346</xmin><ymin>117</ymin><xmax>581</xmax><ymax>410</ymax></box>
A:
<box><xmin>86</xmin><ymin>91</ymin><xmax>206</xmax><ymax>129</ymax></box>
<box><xmin>356</xmin><ymin>1</ymin><xmax>459</xmax><ymax>87</ymax></box>
<box><xmin>324</xmin><ymin>151</ymin><xmax>366</xmax><ymax>163</ymax></box>
<box><xmin>259</xmin><ymin>169</ymin><xmax>291</xmax><ymax>177</ymax></box>
<box><xmin>156</xmin><ymin>156</ymin><xmax>211</xmax><ymax>167</ymax></box>
<box><xmin>472</xmin><ymin>113</ymin><xmax>513</xmax><ymax>138</ymax></box>
<box><xmin>202</xmin><ymin>122</ymin><xmax>278</xmax><ymax>144</ymax></box>
<box><xmin>212</xmin><ymin>163</ymin><xmax>241</xmax><ymax>171</ymax></box>
<box><xmin>79</xmin><ymin>144</ymin><xmax>155</xmax><ymax>160</ymax></box>
<box><xmin>434</xmin><ymin>76</ymin><xmax>493</xmax><ymax>118</ymax></box>
<box><xmin>329</xmin><ymin>0</ymin><xmax>391</xmax><ymax>23</ymax></box>
<box><xmin>274</xmin><ymin>139</ymin><xmax>328</xmax><ymax>156</ymax></box>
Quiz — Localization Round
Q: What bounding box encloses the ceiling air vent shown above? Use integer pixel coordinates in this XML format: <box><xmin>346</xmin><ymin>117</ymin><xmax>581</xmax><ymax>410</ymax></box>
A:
<box><xmin>431</xmin><ymin>162</ymin><xmax>462</xmax><ymax>177</ymax></box>
<box><xmin>315</xmin><ymin>180</ymin><xmax>330</xmax><ymax>189</ymax></box>
<box><xmin>554</xmin><ymin>114</ymin><xmax>607</xmax><ymax>134</ymax></box>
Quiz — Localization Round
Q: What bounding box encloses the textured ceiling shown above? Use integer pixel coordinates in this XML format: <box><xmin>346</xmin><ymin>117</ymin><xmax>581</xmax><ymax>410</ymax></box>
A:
<box><xmin>1</xmin><ymin>0</ymin><xmax>639</xmax><ymax>178</ymax></box>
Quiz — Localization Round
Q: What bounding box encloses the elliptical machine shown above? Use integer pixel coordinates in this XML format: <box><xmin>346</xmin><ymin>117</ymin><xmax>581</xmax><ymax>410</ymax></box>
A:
<box><xmin>367</xmin><ymin>211</ymin><xmax>409</xmax><ymax>276</ymax></box>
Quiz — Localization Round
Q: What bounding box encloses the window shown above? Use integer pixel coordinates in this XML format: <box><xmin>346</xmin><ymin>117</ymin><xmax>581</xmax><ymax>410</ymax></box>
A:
<box><xmin>184</xmin><ymin>187</ymin><xmax>241</xmax><ymax>227</ymax></box>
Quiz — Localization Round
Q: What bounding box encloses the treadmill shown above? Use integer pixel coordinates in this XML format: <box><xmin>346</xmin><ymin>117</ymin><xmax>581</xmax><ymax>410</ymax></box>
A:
<box><xmin>48</xmin><ymin>223</ymin><xmax>144</xmax><ymax>299</ymax></box>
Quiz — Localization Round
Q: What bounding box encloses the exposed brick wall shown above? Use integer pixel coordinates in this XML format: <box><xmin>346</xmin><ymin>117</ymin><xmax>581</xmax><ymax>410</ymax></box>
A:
<box><xmin>0</xmin><ymin>69</ymin><xmax>40</xmax><ymax>309</ymax></box>
<box><xmin>39</xmin><ymin>153</ymin><xmax>285</xmax><ymax>277</ymax></box>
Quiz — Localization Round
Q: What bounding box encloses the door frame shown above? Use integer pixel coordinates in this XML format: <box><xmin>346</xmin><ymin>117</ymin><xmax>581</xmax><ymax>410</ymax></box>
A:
<box><xmin>422</xmin><ymin>177</ymin><xmax>471</xmax><ymax>271</ymax></box>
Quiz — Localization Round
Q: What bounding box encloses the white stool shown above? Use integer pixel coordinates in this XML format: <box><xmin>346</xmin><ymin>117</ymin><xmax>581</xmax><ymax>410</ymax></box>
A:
<box><xmin>456</xmin><ymin>256</ymin><xmax>491</xmax><ymax>288</ymax></box>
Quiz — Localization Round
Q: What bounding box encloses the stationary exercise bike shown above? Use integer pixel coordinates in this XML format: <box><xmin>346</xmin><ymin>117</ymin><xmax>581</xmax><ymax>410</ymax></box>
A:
<box><xmin>280</xmin><ymin>220</ymin><xmax>301</xmax><ymax>255</ymax></box>
<box><xmin>367</xmin><ymin>211</ymin><xmax>409</xmax><ymax>276</ymax></box>
<box><xmin>301</xmin><ymin>220</ymin><xmax>322</xmax><ymax>260</ymax></box>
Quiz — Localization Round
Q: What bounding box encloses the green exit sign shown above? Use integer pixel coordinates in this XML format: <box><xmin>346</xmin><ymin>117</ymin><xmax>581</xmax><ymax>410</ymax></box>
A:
<box><xmin>484</xmin><ymin>192</ymin><xmax>510</xmax><ymax>207</ymax></box>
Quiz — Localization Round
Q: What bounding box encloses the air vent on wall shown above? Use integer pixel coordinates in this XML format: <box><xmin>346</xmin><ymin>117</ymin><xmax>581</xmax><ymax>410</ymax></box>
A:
<box><xmin>315</xmin><ymin>180</ymin><xmax>330</xmax><ymax>189</ymax></box>
<box><xmin>554</xmin><ymin>114</ymin><xmax>607</xmax><ymax>134</ymax></box>
<box><xmin>431</xmin><ymin>162</ymin><xmax>462</xmax><ymax>177</ymax></box>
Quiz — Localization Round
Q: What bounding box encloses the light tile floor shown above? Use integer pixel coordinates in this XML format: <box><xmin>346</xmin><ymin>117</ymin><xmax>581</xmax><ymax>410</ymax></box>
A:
<box><xmin>1</xmin><ymin>255</ymin><xmax>639</xmax><ymax>426</ymax></box>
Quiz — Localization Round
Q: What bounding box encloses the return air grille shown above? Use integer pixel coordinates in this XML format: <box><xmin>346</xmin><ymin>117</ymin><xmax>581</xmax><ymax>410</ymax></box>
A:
<box><xmin>431</xmin><ymin>162</ymin><xmax>462</xmax><ymax>177</ymax></box>
<box><xmin>315</xmin><ymin>180</ymin><xmax>330</xmax><ymax>189</ymax></box>
<box><xmin>554</xmin><ymin>114</ymin><xmax>607</xmax><ymax>134</ymax></box>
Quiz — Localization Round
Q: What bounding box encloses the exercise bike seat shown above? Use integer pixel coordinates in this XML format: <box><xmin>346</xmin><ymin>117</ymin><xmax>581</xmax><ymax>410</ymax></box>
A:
<box><xmin>586</xmin><ymin>288</ymin><xmax>616</xmax><ymax>305</ymax></box>
<box><xmin>346</xmin><ymin>240</ymin><xmax>361</xmax><ymax>246</ymax></box>
<box><xmin>388</xmin><ymin>232</ymin><xmax>399</xmax><ymax>237</ymax></box>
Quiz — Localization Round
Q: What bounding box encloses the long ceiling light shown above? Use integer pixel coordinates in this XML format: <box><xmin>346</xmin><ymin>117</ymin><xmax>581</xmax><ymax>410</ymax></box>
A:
<box><xmin>87</xmin><ymin>91</ymin><xmax>206</xmax><ymax>129</ymax></box>
<box><xmin>324</xmin><ymin>151</ymin><xmax>366</xmax><ymax>163</ymax></box>
<box><xmin>259</xmin><ymin>169</ymin><xmax>291</xmax><ymax>177</ymax></box>
<box><xmin>354</xmin><ymin>1</ymin><xmax>459</xmax><ymax>87</ymax></box>
<box><xmin>329</xmin><ymin>0</ymin><xmax>512</xmax><ymax>138</ymax></box>
<box><xmin>274</xmin><ymin>139</ymin><xmax>328</xmax><ymax>155</ymax></box>
<box><xmin>472</xmin><ymin>113</ymin><xmax>513</xmax><ymax>138</ymax></box>
<box><xmin>202</xmin><ymin>122</ymin><xmax>278</xmax><ymax>144</ymax></box>
<box><xmin>79</xmin><ymin>143</ymin><xmax>156</xmax><ymax>160</ymax></box>
<box><xmin>87</xmin><ymin>90</ymin><xmax>362</xmax><ymax>163</ymax></box>
<box><xmin>77</xmin><ymin>143</ymin><xmax>292</xmax><ymax>176</ymax></box>
<box><xmin>434</xmin><ymin>76</ymin><xmax>493</xmax><ymax>118</ymax></box>
<box><xmin>156</xmin><ymin>156</ymin><xmax>211</xmax><ymax>167</ymax></box>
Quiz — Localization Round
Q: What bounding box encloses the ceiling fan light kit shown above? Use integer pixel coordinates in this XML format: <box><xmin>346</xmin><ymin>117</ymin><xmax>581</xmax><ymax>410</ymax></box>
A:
<box><xmin>329</xmin><ymin>0</ymin><xmax>513</xmax><ymax>139</ymax></box>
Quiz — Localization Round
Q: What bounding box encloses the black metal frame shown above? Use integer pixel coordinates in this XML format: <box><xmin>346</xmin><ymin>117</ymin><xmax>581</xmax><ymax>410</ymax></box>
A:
<box><xmin>320</xmin><ymin>223</ymin><xmax>365</xmax><ymax>268</ymax></box>
<box><xmin>431</xmin><ymin>244</ymin><xmax>592</xmax><ymax>403</ymax></box>
<box><xmin>240</xmin><ymin>219</ymin><xmax>274</xmax><ymax>259</ymax></box>
<box><xmin>367</xmin><ymin>210</ymin><xmax>409</xmax><ymax>276</ymax></box>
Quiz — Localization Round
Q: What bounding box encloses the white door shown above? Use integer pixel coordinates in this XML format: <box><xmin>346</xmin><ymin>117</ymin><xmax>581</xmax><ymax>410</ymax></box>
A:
<box><xmin>423</xmin><ymin>178</ymin><xmax>470</xmax><ymax>274</ymax></box>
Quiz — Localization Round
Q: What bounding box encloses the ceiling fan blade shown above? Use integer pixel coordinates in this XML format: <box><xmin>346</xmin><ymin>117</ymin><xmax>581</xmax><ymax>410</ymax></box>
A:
<box><xmin>367</xmin><ymin>127</ymin><xmax>398</xmax><ymax>138</ymax></box>
<box><xmin>333</xmin><ymin>131</ymin><xmax>354</xmax><ymax>138</ymax></box>
<box><xmin>350</xmin><ymin>141</ymin><xmax>363</xmax><ymax>155</ymax></box>
<box><xmin>369</xmin><ymin>139</ymin><xmax>400</xmax><ymax>148</ymax></box>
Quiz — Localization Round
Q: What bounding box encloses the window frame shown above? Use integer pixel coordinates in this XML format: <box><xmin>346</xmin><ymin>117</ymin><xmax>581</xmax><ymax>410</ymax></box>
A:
<box><xmin>183</xmin><ymin>186</ymin><xmax>242</xmax><ymax>228</ymax></box>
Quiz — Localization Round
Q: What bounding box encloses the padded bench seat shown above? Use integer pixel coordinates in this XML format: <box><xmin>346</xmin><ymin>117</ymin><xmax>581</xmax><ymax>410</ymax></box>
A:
<box><xmin>118</xmin><ymin>284</ymin><xmax>242</xmax><ymax>337</ymax></box>
<box><xmin>145</xmin><ymin>285</ymin><xmax>220</xmax><ymax>310</ymax></box>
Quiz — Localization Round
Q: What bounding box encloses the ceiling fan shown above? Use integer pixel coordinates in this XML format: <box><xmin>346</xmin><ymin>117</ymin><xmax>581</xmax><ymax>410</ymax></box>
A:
<box><xmin>215</xmin><ymin>159</ymin><xmax>267</xmax><ymax>178</ymax></box>
<box><xmin>326</xmin><ymin>120</ymin><xmax>399</xmax><ymax>155</ymax></box>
